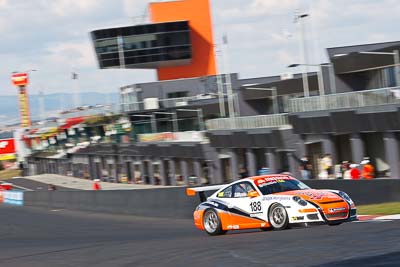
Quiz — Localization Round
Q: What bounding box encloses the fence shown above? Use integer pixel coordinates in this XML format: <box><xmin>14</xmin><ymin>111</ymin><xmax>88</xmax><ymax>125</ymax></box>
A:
<box><xmin>121</xmin><ymin>94</ymin><xmax>220</xmax><ymax>112</ymax></box>
<box><xmin>206</xmin><ymin>113</ymin><xmax>289</xmax><ymax>130</ymax></box>
<box><xmin>288</xmin><ymin>86</ymin><xmax>400</xmax><ymax>113</ymax></box>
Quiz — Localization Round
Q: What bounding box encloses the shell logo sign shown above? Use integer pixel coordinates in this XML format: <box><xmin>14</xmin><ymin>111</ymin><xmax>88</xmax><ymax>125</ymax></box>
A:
<box><xmin>11</xmin><ymin>73</ymin><xmax>29</xmax><ymax>87</ymax></box>
<box><xmin>0</xmin><ymin>138</ymin><xmax>16</xmax><ymax>161</ymax></box>
<box><xmin>0</xmin><ymin>139</ymin><xmax>15</xmax><ymax>154</ymax></box>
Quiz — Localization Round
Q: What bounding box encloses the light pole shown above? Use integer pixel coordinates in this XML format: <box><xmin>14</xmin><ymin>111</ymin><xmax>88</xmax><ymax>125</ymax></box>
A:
<box><xmin>288</xmin><ymin>63</ymin><xmax>334</xmax><ymax>96</ymax></box>
<box><xmin>176</xmin><ymin>108</ymin><xmax>204</xmax><ymax>131</ymax></box>
<box><xmin>294</xmin><ymin>13</ymin><xmax>310</xmax><ymax>97</ymax></box>
<box><xmin>214</xmin><ymin>44</ymin><xmax>226</xmax><ymax>118</ymax></box>
<box><xmin>222</xmin><ymin>34</ymin><xmax>235</xmax><ymax>119</ymax></box>
<box><xmin>245</xmin><ymin>87</ymin><xmax>278</xmax><ymax>114</ymax></box>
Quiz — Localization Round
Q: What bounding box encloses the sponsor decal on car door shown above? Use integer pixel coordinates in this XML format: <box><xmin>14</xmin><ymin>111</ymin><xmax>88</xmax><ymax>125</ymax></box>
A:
<box><xmin>226</xmin><ymin>182</ymin><xmax>267</xmax><ymax>229</ymax></box>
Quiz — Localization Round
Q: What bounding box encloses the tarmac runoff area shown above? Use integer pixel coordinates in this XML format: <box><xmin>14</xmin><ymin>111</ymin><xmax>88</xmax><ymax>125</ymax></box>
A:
<box><xmin>7</xmin><ymin>174</ymin><xmax>176</xmax><ymax>191</ymax></box>
<box><xmin>0</xmin><ymin>205</ymin><xmax>399</xmax><ymax>267</ymax></box>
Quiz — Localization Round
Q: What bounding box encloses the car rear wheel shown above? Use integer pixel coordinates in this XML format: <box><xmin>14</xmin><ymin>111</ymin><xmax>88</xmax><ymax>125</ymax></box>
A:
<box><xmin>268</xmin><ymin>203</ymin><xmax>289</xmax><ymax>230</ymax></box>
<box><xmin>203</xmin><ymin>209</ymin><xmax>226</xmax><ymax>236</ymax></box>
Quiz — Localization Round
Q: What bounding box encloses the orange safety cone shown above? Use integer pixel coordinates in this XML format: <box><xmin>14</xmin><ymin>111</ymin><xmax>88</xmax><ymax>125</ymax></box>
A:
<box><xmin>92</xmin><ymin>179</ymin><xmax>101</xmax><ymax>190</ymax></box>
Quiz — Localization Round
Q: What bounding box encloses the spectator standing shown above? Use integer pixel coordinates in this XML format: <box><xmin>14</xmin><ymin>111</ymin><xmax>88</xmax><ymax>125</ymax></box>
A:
<box><xmin>176</xmin><ymin>175</ymin><xmax>185</xmax><ymax>186</ymax></box>
<box><xmin>258</xmin><ymin>166</ymin><xmax>270</xmax><ymax>176</ymax></box>
<box><xmin>101</xmin><ymin>169</ymin><xmax>109</xmax><ymax>182</ymax></box>
<box><xmin>239</xmin><ymin>167</ymin><xmax>249</xmax><ymax>179</ymax></box>
<box><xmin>350</xmin><ymin>164</ymin><xmax>361</xmax><ymax>180</ymax></box>
<box><xmin>342</xmin><ymin>161</ymin><xmax>352</xmax><ymax>179</ymax></box>
<box><xmin>19</xmin><ymin>161</ymin><xmax>25</xmax><ymax>176</ymax></box>
<box><xmin>361</xmin><ymin>158</ymin><xmax>375</xmax><ymax>179</ymax></box>
<box><xmin>299</xmin><ymin>156</ymin><xmax>312</xmax><ymax>180</ymax></box>
<box><xmin>48</xmin><ymin>184</ymin><xmax>57</xmax><ymax>191</ymax></box>
<box><xmin>144</xmin><ymin>175</ymin><xmax>150</xmax><ymax>184</ymax></box>
<box><xmin>321</xmin><ymin>154</ymin><xmax>333</xmax><ymax>179</ymax></box>
<box><xmin>188</xmin><ymin>174</ymin><xmax>197</xmax><ymax>185</ymax></box>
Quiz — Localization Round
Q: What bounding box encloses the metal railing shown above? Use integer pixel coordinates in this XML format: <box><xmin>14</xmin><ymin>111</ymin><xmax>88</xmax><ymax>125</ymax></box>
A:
<box><xmin>288</xmin><ymin>86</ymin><xmax>400</xmax><ymax>113</ymax></box>
<box><xmin>59</xmin><ymin>104</ymin><xmax>120</xmax><ymax>119</ymax></box>
<box><xmin>206</xmin><ymin>113</ymin><xmax>290</xmax><ymax>130</ymax></box>
<box><xmin>121</xmin><ymin>102</ymin><xmax>144</xmax><ymax>112</ymax></box>
<box><xmin>121</xmin><ymin>94</ymin><xmax>219</xmax><ymax>112</ymax></box>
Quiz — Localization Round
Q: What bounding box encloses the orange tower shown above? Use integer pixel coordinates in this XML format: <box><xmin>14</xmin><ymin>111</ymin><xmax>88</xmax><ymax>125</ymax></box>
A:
<box><xmin>149</xmin><ymin>0</ymin><xmax>217</xmax><ymax>81</ymax></box>
<box><xmin>11</xmin><ymin>73</ymin><xmax>32</xmax><ymax>127</ymax></box>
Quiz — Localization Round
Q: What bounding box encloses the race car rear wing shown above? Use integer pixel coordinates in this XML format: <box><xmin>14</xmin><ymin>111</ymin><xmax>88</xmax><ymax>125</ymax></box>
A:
<box><xmin>186</xmin><ymin>185</ymin><xmax>224</xmax><ymax>202</ymax></box>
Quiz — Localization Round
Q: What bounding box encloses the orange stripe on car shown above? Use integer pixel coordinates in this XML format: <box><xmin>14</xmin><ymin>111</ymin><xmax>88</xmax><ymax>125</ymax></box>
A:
<box><xmin>299</xmin><ymin>208</ymin><xmax>317</xmax><ymax>213</ymax></box>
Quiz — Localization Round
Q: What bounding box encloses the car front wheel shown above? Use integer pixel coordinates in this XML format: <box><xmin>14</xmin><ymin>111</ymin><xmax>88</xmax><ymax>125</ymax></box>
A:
<box><xmin>268</xmin><ymin>203</ymin><xmax>289</xmax><ymax>230</ymax></box>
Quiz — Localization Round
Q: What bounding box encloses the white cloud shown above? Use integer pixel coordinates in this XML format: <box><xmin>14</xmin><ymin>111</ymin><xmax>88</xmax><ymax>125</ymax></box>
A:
<box><xmin>0</xmin><ymin>0</ymin><xmax>8</xmax><ymax>9</ymax></box>
<box><xmin>44</xmin><ymin>41</ymin><xmax>96</xmax><ymax>68</ymax></box>
<box><xmin>44</xmin><ymin>0</ymin><xmax>98</xmax><ymax>17</ymax></box>
<box><xmin>0</xmin><ymin>0</ymin><xmax>400</xmax><ymax>96</ymax></box>
<box><xmin>220</xmin><ymin>0</ymin><xmax>300</xmax><ymax>20</ymax></box>
<box><xmin>122</xmin><ymin>0</ymin><xmax>151</xmax><ymax>20</ymax></box>
<box><xmin>250</xmin><ymin>0</ymin><xmax>299</xmax><ymax>13</ymax></box>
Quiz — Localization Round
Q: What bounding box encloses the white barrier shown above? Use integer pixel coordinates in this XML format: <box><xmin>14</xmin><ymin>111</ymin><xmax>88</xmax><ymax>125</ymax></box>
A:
<box><xmin>3</xmin><ymin>191</ymin><xmax>24</xmax><ymax>206</ymax></box>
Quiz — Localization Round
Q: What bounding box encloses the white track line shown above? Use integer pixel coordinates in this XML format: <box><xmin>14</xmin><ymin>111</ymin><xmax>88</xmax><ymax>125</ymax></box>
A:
<box><xmin>10</xmin><ymin>184</ymin><xmax>33</xmax><ymax>191</ymax></box>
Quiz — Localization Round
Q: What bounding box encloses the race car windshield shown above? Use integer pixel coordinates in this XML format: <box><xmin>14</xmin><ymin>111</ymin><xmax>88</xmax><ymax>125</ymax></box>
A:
<box><xmin>256</xmin><ymin>179</ymin><xmax>310</xmax><ymax>195</ymax></box>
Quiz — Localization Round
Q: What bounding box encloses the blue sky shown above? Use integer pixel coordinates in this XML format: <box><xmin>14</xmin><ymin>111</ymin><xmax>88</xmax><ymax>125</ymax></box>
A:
<box><xmin>0</xmin><ymin>0</ymin><xmax>399</xmax><ymax>96</ymax></box>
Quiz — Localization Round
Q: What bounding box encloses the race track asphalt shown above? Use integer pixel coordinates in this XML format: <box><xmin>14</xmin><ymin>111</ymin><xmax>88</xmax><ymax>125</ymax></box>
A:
<box><xmin>0</xmin><ymin>205</ymin><xmax>399</xmax><ymax>267</ymax></box>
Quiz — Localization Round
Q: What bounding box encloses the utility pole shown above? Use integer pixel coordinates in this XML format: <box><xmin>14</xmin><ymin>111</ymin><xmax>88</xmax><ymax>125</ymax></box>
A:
<box><xmin>295</xmin><ymin>12</ymin><xmax>310</xmax><ymax>97</ymax></box>
<box><xmin>215</xmin><ymin>44</ymin><xmax>226</xmax><ymax>117</ymax></box>
<box><xmin>72</xmin><ymin>71</ymin><xmax>81</xmax><ymax>108</ymax></box>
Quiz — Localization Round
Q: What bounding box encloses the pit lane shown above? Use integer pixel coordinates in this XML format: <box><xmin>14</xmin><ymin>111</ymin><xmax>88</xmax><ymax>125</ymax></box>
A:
<box><xmin>0</xmin><ymin>205</ymin><xmax>398</xmax><ymax>267</ymax></box>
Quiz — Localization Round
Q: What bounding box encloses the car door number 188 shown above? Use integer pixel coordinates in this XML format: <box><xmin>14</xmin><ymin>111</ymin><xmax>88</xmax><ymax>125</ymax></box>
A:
<box><xmin>250</xmin><ymin>201</ymin><xmax>262</xmax><ymax>212</ymax></box>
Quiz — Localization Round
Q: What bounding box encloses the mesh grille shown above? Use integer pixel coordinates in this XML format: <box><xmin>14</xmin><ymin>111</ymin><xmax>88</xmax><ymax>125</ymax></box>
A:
<box><xmin>307</xmin><ymin>214</ymin><xmax>319</xmax><ymax>220</ymax></box>
<box><xmin>326</xmin><ymin>212</ymin><xmax>348</xmax><ymax>219</ymax></box>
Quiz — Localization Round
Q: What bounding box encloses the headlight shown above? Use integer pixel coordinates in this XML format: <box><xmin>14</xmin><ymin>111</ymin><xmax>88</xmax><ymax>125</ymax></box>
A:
<box><xmin>293</xmin><ymin>196</ymin><xmax>308</xmax><ymax>206</ymax></box>
<box><xmin>338</xmin><ymin>191</ymin><xmax>352</xmax><ymax>202</ymax></box>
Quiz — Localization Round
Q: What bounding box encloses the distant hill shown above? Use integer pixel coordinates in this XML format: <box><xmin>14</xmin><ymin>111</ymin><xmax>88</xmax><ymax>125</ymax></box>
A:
<box><xmin>0</xmin><ymin>92</ymin><xmax>119</xmax><ymax>124</ymax></box>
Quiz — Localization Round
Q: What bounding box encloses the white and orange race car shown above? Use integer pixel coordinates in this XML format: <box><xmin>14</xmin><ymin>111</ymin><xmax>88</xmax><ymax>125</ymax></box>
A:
<box><xmin>186</xmin><ymin>175</ymin><xmax>357</xmax><ymax>235</ymax></box>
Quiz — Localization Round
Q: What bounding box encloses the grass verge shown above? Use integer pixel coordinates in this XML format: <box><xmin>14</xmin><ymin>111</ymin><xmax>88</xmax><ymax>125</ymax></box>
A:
<box><xmin>357</xmin><ymin>202</ymin><xmax>400</xmax><ymax>215</ymax></box>
<box><xmin>0</xmin><ymin>169</ymin><xmax>21</xmax><ymax>180</ymax></box>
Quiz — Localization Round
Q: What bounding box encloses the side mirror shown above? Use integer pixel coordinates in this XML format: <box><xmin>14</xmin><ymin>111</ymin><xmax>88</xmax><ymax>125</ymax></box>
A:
<box><xmin>248</xmin><ymin>190</ymin><xmax>259</xmax><ymax>198</ymax></box>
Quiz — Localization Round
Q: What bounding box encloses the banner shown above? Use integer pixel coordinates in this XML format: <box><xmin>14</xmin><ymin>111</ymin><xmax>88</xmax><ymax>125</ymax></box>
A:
<box><xmin>0</xmin><ymin>138</ymin><xmax>16</xmax><ymax>155</ymax></box>
<box><xmin>138</xmin><ymin>131</ymin><xmax>205</xmax><ymax>142</ymax></box>
<box><xmin>0</xmin><ymin>154</ymin><xmax>16</xmax><ymax>161</ymax></box>
<box><xmin>0</xmin><ymin>138</ymin><xmax>16</xmax><ymax>160</ymax></box>
<box><xmin>138</xmin><ymin>132</ymin><xmax>175</xmax><ymax>142</ymax></box>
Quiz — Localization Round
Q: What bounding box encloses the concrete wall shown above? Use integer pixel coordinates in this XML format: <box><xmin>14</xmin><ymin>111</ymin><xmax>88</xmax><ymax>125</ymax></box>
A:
<box><xmin>304</xmin><ymin>179</ymin><xmax>400</xmax><ymax>206</ymax></box>
<box><xmin>23</xmin><ymin>180</ymin><xmax>400</xmax><ymax>219</ymax></box>
<box><xmin>24</xmin><ymin>187</ymin><xmax>199</xmax><ymax>219</ymax></box>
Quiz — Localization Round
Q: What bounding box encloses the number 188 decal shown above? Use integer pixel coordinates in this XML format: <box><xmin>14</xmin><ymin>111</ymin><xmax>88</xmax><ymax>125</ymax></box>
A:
<box><xmin>250</xmin><ymin>201</ymin><xmax>262</xmax><ymax>212</ymax></box>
